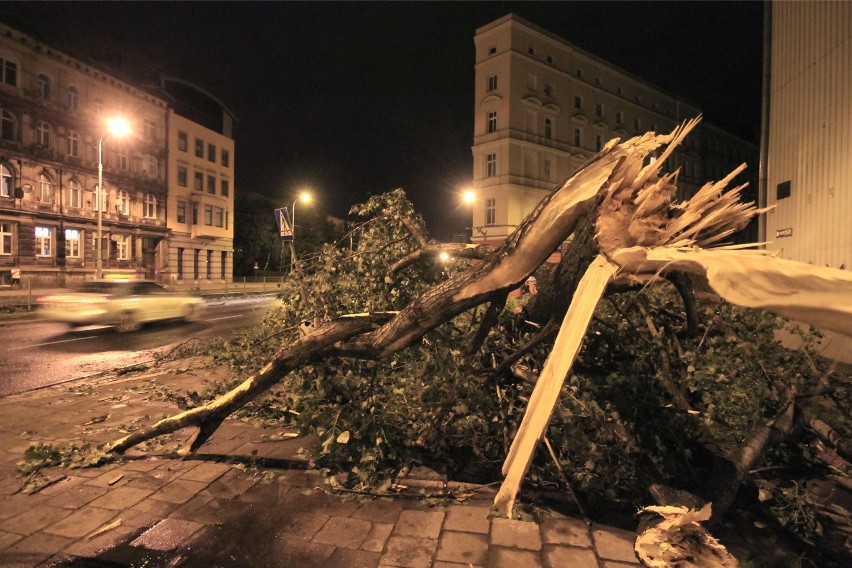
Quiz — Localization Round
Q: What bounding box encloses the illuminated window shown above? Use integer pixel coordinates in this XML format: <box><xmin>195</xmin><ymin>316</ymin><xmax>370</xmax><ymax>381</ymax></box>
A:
<box><xmin>35</xmin><ymin>226</ymin><xmax>52</xmax><ymax>257</ymax></box>
<box><xmin>67</xmin><ymin>180</ymin><xmax>82</xmax><ymax>208</ymax></box>
<box><xmin>143</xmin><ymin>193</ymin><xmax>157</xmax><ymax>218</ymax></box>
<box><xmin>65</xmin><ymin>229</ymin><xmax>81</xmax><ymax>258</ymax></box>
<box><xmin>116</xmin><ymin>234</ymin><xmax>130</xmax><ymax>260</ymax></box>
<box><xmin>485</xmin><ymin>198</ymin><xmax>496</xmax><ymax>226</ymax></box>
<box><xmin>116</xmin><ymin>190</ymin><xmax>130</xmax><ymax>215</ymax></box>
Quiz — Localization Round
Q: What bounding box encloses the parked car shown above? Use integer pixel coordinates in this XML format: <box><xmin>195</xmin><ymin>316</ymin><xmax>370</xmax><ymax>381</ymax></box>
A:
<box><xmin>36</xmin><ymin>279</ymin><xmax>204</xmax><ymax>332</ymax></box>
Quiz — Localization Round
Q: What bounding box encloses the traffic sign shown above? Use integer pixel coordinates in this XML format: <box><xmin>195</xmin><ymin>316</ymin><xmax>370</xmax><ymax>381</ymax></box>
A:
<box><xmin>275</xmin><ymin>207</ymin><xmax>294</xmax><ymax>242</ymax></box>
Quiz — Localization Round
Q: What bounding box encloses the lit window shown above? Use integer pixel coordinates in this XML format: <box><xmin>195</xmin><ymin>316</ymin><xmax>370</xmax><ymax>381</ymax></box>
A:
<box><xmin>1</xmin><ymin>163</ymin><xmax>13</xmax><ymax>197</ymax></box>
<box><xmin>0</xmin><ymin>222</ymin><xmax>12</xmax><ymax>254</ymax></box>
<box><xmin>67</xmin><ymin>130</ymin><xmax>80</xmax><ymax>157</ymax></box>
<box><xmin>143</xmin><ymin>193</ymin><xmax>157</xmax><ymax>218</ymax></box>
<box><xmin>485</xmin><ymin>153</ymin><xmax>497</xmax><ymax>178</ymax></box>
<box><xmin>178</xmin><ymin>131</ymin><xmax>188</xmax><ymax>152</ymax></box>
<box><xmin>1</xmin><ymin>110</ymin><xmax>15</xmax><ymax>141</ymax></box>
<box><xmin>65</xmin><ymin>229</ymin><xmax>81</xmax><ymax>258</ymax></box>
<box><xmin>486</xmin><ymin>111</ymin><xmax>497</xmax><ymax>134</ymax></box>
<box><xmin>0</xmin><ymin>59</ymin><xmax>17</xmax><ymax>86</ymax></box>
<box><xmin>37</xmin><ymin>73</ymin><xmax>50</xmax><ymax>100</ymax></box>
<box><xmin>116</xmin><ymin>234</ymin><xmax>130</xmax><ymax>260</ymax></box>
<box><xmin>35</xmin><ymin>226</ymin><xmax>52</xmax><ymax>257</ymax></box>
<box><xmin>67</xmin><ymin>180</ymin><xmax>82</xmax><ymax>208</ymax></box>
<box><xmin>487</xmin><ymin>75</ymin><xmax>497</xmax><ymax>92</ymax></box>
<box><xmin>116</xmin><ymin>190</ymin><xmax>130</xmax><ymax>215</ymax></box>
<box><xmin>36</xmin><ymin>121</ymin><xmax>51</xmax><ymax>147</ymax></box>
<box><xmin>485</xmin><ymin>198</ymin><xmax>496</xmax><ymax>226</ymax></box>
<box><xmin>67</xmin><ymin>86</ymin><xmax>78</xmax><ymax>110</ymax></box>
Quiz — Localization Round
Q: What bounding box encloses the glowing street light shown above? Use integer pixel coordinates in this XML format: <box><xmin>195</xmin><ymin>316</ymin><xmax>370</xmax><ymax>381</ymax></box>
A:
<box><xmin>289</xmin><ymin>190</ymin><xmax>313</xmax><ymax>271</ymax></box>
<box><xmin>462</xmin><ymin>189</ymin><xmax>476</xmax><ymax>205</ymax></box>
<box><xmin>96</xmin><ymin>117</ymin><xmax>131</xmax><ymax>279</ymax></box>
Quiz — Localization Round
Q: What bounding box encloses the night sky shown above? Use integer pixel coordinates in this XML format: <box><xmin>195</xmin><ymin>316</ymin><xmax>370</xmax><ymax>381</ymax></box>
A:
<box><xmin>3</xmin><ymin>1</ymin><xmax>764</xmax><ymax>239</ymax></box>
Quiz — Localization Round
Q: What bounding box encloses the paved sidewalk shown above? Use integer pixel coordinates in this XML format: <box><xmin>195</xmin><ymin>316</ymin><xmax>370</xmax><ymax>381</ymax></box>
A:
<box><xmin>0</xmin><ymin>357</ymin><xmax>642</xmax><ymax>567</ymax></box>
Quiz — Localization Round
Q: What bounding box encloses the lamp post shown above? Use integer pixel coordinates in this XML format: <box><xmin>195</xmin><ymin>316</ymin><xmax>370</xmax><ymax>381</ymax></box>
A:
<box><xmin>96</xmin><ymin>117</ymin><xmax>130</xmax><ymax>279</ymax></box>
<box><xmin>289</xmin><ymin>191</ymin><xmax>312</xmax><ymax>271</ymax></box>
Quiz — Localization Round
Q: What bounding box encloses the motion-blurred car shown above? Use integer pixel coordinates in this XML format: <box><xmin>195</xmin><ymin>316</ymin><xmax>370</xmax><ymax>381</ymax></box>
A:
<box><xmin>37</xmin><ymin>279</ymin><xmax>204</xmax><ymax>332</ymax></box>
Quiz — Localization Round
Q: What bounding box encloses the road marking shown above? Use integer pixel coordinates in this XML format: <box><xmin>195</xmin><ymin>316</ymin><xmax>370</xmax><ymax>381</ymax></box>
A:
<box><xmin>8</xmin><ymin>335</ymin><xmax>98</xmax><ymax>350</ymax></box>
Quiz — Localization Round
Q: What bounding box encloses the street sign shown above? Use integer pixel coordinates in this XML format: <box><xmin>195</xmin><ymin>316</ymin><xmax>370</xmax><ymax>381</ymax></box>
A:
<box><xmin>275</xmin><ymin>207</ymin><xmax>294</xmax><ymax>242</ymax></box>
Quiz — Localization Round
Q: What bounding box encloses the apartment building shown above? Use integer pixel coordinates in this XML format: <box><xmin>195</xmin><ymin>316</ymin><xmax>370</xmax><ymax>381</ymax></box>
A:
<box><xmin>471</xmin><ymin>14</ymin><xmax>758</xmax><ymax>245</ymax></box>
<box><xmin>0</xmin><ymin>22</ymin><xmax>235</xmax><ymax>287</ymax></box>
<box><xmin>761</xmin><ymin>1</ymin><xmax>851</xmax><ymax>269</ymax></box>
<box><xmin>163</xmin><ymin>78</ymin><xmax>236</xmax><ymax>284</ymax></box>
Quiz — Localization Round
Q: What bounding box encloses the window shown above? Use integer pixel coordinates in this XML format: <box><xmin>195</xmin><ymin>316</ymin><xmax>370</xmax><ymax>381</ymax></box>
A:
<box><xmin>67</xmin><ymin>86</ymin><xmax>79</xmax><ymax>110</ymax></box>
<box><xmin>596</xmin><ymin>103</ymin><xmax>603</xmax><ymax>118</ymax></box>
<box><xmin>486</xmin><ymin>111</ymin><xmax>497</xmax><ymax>134</ymax></box>
<box><xmin>0</xmin><ymin>222</ymin><xmax>12</xmax><ymax>254</ymax></box>
<box><xmin>574</xmin><ymin>128</ymin><xmax>581</xmax><ymax>146</ymax></box>
<box><xmin>116</xmin><ymin>234</ymin><xmax>130</xmax><ymax>260</ymax></box>
<box><xmin>616</xmin><ymin>111</ymin><xmax>624</xmax><ymax>126</ymax></box>
<box><xmin>195</xmin><ymin>138</ymin><xmax>204</xmax><ymax>158</ymax></box>
<box><xmin>528</xmin><ymin>46</ymin><xmax>536</xmax><ymax>55</ymax></box>
<box><xmin>193</xmin><ymin>250</ymin><xmax>200</xmax><ymax>279</ymax></box>
<box><xmin>777</xmin><ymin>180</ymin><xmax>791</xmax><ymax>200</ymax></box>
<box><xmin>177</xmin><ymin>165</ymin><xmax>188</xmax><ymax>187</ymax></box>
<box><xmin>38</xmin><ymin>173</ymin><xmax>53</xmax><ymax>204</ymax></box>
<box><xmin>143</xmin><ymin>193</ymin><xmax>157</xmax><ymax>218</ymax></box>
<box><xmin>634</xmin><ymin>118</ymin><xmax>641</xmax><ymax>131</ymax></box>
<box><xmin>487</xmin><ymin>75</ymin><xmax>497</xmax><ymax>92</ymax></box>
<box><xmin>36</xmin><ymin>121</ymin><xmax>50</xmax><ymax>147</ymax></box>
<box><xmin>117</xmin><ymin>148</ymin><xmax>128</xmax><ymax>171</ymax></box>
<box><xmin>207</xmin><ymin>144</ymin><xmax>216</xmax><ymax>162</ymax></box>
<box><xmin>544</xmin><ymin>117</ymin><xmax>553</xmax><ymax>139</ymax></box>
<box><xmin>203</xmin><ymin>204</ymin><xmax>213</xmax><ymax>226</ymax></box>
<box><xmin>221</xmin><ymin>149</ymin><xmax>229</xmax><ymax>167</ymax></box>
<box><xmin>543</xmin><ymin>159</ymin><xmax>553</xmax><ymax>182</ymax></box>
<box><xmin>143</xmin><ymin>119</ymin><xmax>156</xmax><ymax>141</ymax></box>
<box><xmin>214</xmin><ymin>207</ymin><xmax>223</xmax><ymax>228</ymax></box>
<box><xmin>225</xmin><ymin>210</ymin><xmax>229</xmax><ymax>229</ymax></box>
<box><xmin>177</xmin><ymin>131</ymin><xmax>188</xmax><ymax>151</ymax></box>
<box><xmin>488</xmin><ymin>46</ymin><xmax>497</xmax><ymax>55</ymax></box>
<box><xmin>207</xmin><ymin>174</ymin><xmax>216</xmax><ymax>194</ymax></box>
<box><xmin>92</xmin><ymin>184</ymin><xmax>107</xmax><ymax>212</ymax></box>
<box><xmin>37</xmin><ymin>73</ymin><xmax>50</xmax><ymax>99</ymax></box>
<box><xmin>192</xmin><ymin>204</ymin><xmax>198</xmax><ymax>225</ymax></box>
<box><xmin>193</xmin><ymin>171</ymin><xmax>203</xmax><ymax>191</ymax></box>
<box><xmin>177</xmin><ymin>248</ymin><xmax>184</xmax><ymax>280</ymax></box>
<box><xmin>177</xmin><ymin>200</ymin><xmax>187</xmax><ymax>223</ymax></box>
<box><xmin>574</xmin><ymin>96</ymin><xmax>582</xmax><ymax>110</ymax></box>
<box><xmin>485</xmin><ymin>198</ymin><xmax>496</xmax><ymax>226</ymax></box>
<box><xmin>206</xmin><ymin>250</ymin><xmax>213</xmax><ymax>279</ymax></box>
<box><xmin>116</xmin><ymin>190</ymin><xmax>130</xmax><ymax>215</ymax></box>
<box><xmin>93</xmin><ymin>98</ymin><xmax>103</xmax><ymax>116</ymax></box>
<box><xmin>546</xmin><ymin>55</ymin><xmax>554</xmax><ymax>64</ymax></box>
<box><xmin>485</xmin><ymin>153</ymin><xmax>497</xmax><ymax>178</ymax></box>
<box><xmin>576</xmin><ymin>69</ymin><xmax>583</xmax><ymax>78</ymax></box>
<box><xmin>35</xmin><ymin>226</ymin><xmax>52</xmax><ymax>257</ymax></box>
<box><xmin>1</xmin><ymin>110</ymin><xmax>15</xmax><ymax>141</ymax></box>
<box><xmin>595</xmin><ymin>134</ymin><xmax>603</xmax><ymax>151</ymax></box>
<box><xmin>65</xmin><ymin>229</ymin><xmax>81</xmax><ymax>258</ymax></box>
<box><xmin>544</xmin><ymin>83</ymin><xmax>554</xmax><ymax>97</ymax></box>
<box><xmin>221</xmin><ymin>251</ymin><xmax>227</xmax><ymax>279</ymax></box>
<box><xmin>67</xmin><ymin>180</ymin><xmax>81</xmax><ymax>208</ymax></box>
<box><xmin>1</xmin><ymin>59</ymin><xmax>17</xmax><ymax>86</ymax></box>
<box><xmin>67</xmin><ymin>130</ymin><xmax>80</xmax><ymax>157</ymax></box>
<box><xmin>1</xmin><ymin>163</ymin><xmax>12</xmax><ymax>197</ymax></box>
<box><xmin>221</xmin><ymin>179</ymin><xmax>230</xmax><ymax>197</ymax></box>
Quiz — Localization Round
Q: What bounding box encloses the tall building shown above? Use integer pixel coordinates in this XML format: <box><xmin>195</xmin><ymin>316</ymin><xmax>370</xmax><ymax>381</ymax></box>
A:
<box><xmin>471</xmin><ymin>14</ymin><xmax>758</xmax><ymax>245</ymax></box>
<box><xmin>0</xmin><ymin>21</ymin><xmax>234</xmax><ymax>287</ymax></box>
<box><xmin>761</xmin><ymin>1</ymin><xmax>851</xmax><ymax>270</ymax></box>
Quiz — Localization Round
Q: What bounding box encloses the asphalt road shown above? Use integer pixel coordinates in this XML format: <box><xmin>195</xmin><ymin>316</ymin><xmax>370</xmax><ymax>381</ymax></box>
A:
<box><xmin>0</xmin><ymin>296</ymin><xmax>280</xmax><ymax>397</ymax></box>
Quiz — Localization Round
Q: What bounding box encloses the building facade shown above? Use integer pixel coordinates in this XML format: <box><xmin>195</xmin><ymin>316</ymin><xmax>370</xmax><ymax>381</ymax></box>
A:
<box><xmin>471</xmin><ymin>14</ymin><xmax>758</xmax><ymax>244</ymax></box>
<box><xmin>761</xmin><ymin>1</ymin><xmax>851</xmax><ymax>270</ymax></box>
<box><xmin>0</xmin><ymin>22</ymin><xmax>235</xmax><ymax>287</ymax></box>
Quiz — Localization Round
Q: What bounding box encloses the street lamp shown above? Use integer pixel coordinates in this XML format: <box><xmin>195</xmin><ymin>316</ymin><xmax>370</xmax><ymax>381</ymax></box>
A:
<box><xmin>96</xmin><ymin>117</ymin><xmax>130</xmax><ymax>279</ymax></box>
<box><xmin>289</xmin><ymin>191</ymin><xmax>313</xmax><ymax>271</ymax></box>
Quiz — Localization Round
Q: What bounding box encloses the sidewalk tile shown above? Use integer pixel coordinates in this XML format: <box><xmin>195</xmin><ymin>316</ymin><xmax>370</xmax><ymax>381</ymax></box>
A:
<box><xmin>203</xmin><ymin>468</ymin><xmax>259</xmax><ymax>499</ymax></box>
<box><xmin>0</xmin><ymin>494</ymin><xmax>51</xmax><ymax>521</ymax></box>
<box><xmin>272</xmin><ymin>535</ymin><xmax>335</xmax><ymax>568</ymax></box>
<box><xmin>486</xmin><ymin>546</ymin><xmax>542</xmax><ymax>568</ymax></box>
<box><xmin>277</xmin><ymin>511</ymin><xmax>330</xmax><ymax>539</ymax></box>
<box><xmin>312</xmin><ymin>516</ymin><xmax>373</xmax><ymax>549</ymax></box>
<box><xmin>35</xmin><ymin>474</ymin><xmax>86</xmax><ymax>497</ymax></box>
<box><xmin>83</xmin><ymin>466</ymin><xmax>128</xmax><ymax>487</ymax></box>
<box><xmin>361</xmin><ymin>522</ymin><xmax>393</xmax><ymax>552</ymax></box>
<box><xmin>172</xmin><ymin>495</ymin><xmax>258</xmax><ymax>525</ymax></box>
<box><xmin>541</xmin><ymin>517</ymin><xmax>593</xmax><ymax>547</ymax></box>
<box><xmin>491</xmin><ymin>518</ymin><xmax>542</xmax><ymax>551</ymax></box>
<box><xmin>87</xmin><ymin>485</ymin><xmax>153</xmax><ymax>510</ymax></box>
<box><xmin>0</xmin><ymin>529</ymin><xmax>22</xmax><ymax>550</ymax></box>
<box><xmin>2</xmin><ymin>532</ymin><xmax>72</xmax><ymax>565</ymax></box>
<box><xmin>436</xmin><ymin>530</ymin><xmax>489</xmax><ymax>565</ymax></box>
<box><xmin>443</xmin><ymin>505</ymin><xmax>491</xmax><ymax>534</ymax></box>
<box><xmin>121</xmin><ymin>458</ymin><xmax>164</xmax><ymax>472</ymax></box>
<box><xmin>379</xmin><ymin>535</ymin><xmax>437</xmax><ymax>568</ymax></box>
<box><xmin>592</xmin><ymin>527</ymin><xmax>638</xmax><ymax>563</ymax></box>
<box><xmin>542</xmin><ymin>544</ymin><xmax>599</xmax><ymax>568</ymax></box>
<box><xmin>352</xmin><ymin>498</ymin><xmax>404</xmax><ymax>523</ymax></box>
<box><xmin>149</xmin><ymin>479</ymin><xmax>209</xmax><ymax>504</ymax></box>
<box><xmin>325</xmin><ymin>547</ymin><xmax>381</xmax><ymax>568</ymax></box>
<box><xmin>0</xmin><ymin>504</ymin><xmax>71</xmax><ymax>536</ymax></box>
<box><xmin>178</xmin><ymin>461</ymin><xmax>232</xmax><ymax>483</ymax></box>
<box><xmin>43</xmin><ymin>506</ymin><xmax>118</xmax><ymax>538</ymax></box>
<box><xmin>129</xmin><ymin>496</ymin><xmax>179</xmax><ymax>517</ymax></box>
<box><xmin>62</xmin><ymin>524</ymin><xmax>137</xmax><ymax>557</ymax></box>
<box><xmin>130</xmin><ymin>518</ymin><xmax>205</xmax><ymax>551</ymax></box>
<box><xmin>393</xmin><ymin>509</ymin><xmax>445</xmax><ymax>539</ymax></box>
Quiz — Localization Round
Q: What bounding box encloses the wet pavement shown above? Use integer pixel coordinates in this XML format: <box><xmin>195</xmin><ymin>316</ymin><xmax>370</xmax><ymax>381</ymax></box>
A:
<box><xmin>0</xmin><ymin>356</ymin><xmax>642</xmax><ymax>567</ymax></box>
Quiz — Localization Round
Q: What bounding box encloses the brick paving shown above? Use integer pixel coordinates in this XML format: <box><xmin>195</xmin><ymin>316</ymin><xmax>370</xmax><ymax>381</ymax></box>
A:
<box><xmin>0</xmin><ymin>356</ymin><xmax>642</xmax><ymax>567</ymax></box>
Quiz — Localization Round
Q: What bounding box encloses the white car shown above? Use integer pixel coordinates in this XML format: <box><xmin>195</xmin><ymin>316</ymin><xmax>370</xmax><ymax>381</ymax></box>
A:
<box><xmin>37</xmin><ymin>280</ymin><xmax>205</xmax><ymax>332</ymax></box>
